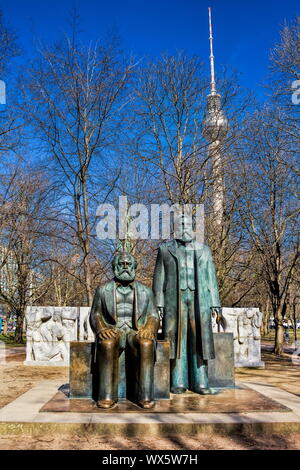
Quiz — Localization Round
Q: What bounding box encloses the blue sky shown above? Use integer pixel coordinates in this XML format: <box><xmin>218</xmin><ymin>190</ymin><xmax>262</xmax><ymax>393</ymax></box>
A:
<box><xmin>3</xmin><ymin>0</ymin><xmax>300</xmax><ymax>99</ymax></box>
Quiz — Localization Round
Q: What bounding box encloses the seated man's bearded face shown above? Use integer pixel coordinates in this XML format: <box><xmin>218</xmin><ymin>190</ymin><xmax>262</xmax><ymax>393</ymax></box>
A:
<box><xmin>113</xmin><ymin>254</ymin><xmax>137</xmax><ymax>282</ymax></box>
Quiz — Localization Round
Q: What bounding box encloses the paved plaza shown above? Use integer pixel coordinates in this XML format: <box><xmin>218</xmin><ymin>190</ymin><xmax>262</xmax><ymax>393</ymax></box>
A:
<box><xmin>0</xmin><ymin>346</ymin><xmax>299</xmax><ymax>449</ymax></box>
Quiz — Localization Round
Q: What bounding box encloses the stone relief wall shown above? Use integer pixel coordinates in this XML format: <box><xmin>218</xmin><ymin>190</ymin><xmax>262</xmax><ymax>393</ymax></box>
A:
<box><xmin>213</xmin><ymin>308</ymin><xmax>264</xmax><ymax>368</ymax></box>
<box><xmin>25</xmin><ymin>305</ymin><xmax>264</xmax><ymax>368</ymax></box>
<box><xmin>25</xmin><ymin>307</ymin><xmax>79</xmax><ymax>366</ymax></box>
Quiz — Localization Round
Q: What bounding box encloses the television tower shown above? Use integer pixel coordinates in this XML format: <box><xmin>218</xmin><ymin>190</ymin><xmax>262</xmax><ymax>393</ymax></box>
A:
<box><xmin>202</xmin><ymin>7</ymin><xmax>229</xmax><ymax>226</ymax></box>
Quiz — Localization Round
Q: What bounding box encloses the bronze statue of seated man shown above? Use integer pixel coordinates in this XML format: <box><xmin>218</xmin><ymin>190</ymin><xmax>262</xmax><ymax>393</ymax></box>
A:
<box><xmin>89</xmin><ymin>252</ymin><xmax>159</xmax><ymax>409</ymax></box>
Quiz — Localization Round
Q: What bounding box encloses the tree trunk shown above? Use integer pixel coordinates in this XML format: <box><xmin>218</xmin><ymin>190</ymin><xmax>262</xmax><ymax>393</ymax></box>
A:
<box><xmin>261</xmin><ymin>307</ymin><xmax>270</xmax><ymax>337</ymax></box>
<box><xmin>293</xmin><ymin>309</ymin><xmax>298</xmax><ymax>345</ymax></box>
<box><xmin>14</xmin><ymin>310</ymin><xmax>25</xmax><ymax>344</ymax></box>
<box><xmin>274</xmin><ymin>310</ymin><xmax>284</xmax><ymax>355</ymax></box>
<box><xmin>82</xmin><ymin>172</ymin><xmax>92</xmax><ymax>306</ymax></box>
<box><xmin>83</xmin><ymin>257</ymin><xmax>93</xmax><ymax>306</ymax></box>
<box><xmin>265</xmin><ymin>298</ymin><xmax>270</xmax><ymax>336</ymax></box>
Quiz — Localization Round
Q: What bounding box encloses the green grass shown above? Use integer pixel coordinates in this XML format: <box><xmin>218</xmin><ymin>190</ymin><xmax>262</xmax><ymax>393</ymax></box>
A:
<box><xmin>0</xmin><ymin>333</ymin><xmax>26</xmax><ymax>348</ymax></box>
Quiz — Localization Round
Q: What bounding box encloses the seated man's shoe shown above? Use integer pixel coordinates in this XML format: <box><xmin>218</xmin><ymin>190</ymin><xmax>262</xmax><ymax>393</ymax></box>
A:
<box><xmin>139</xmin><ymin>400</ymin><xmax>155</xmax><ymax>409</ymax></box>
<box><xmin>97</xmin><ymin>399</ymin><xmax>116</xmax><ymax>409</ymax></box>
<box><xmin>194</xmin><ymin>387</ymin><xmax>218</xmax><ymax>395</ymax></box>
<box><xmin>171</xmin><ymin>387</ymin><xmax>187</xmax><ymax>394</ymax></box>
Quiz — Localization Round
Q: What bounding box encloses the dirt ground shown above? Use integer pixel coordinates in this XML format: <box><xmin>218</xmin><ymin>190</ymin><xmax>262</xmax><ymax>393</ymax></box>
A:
<box><xmin>0</xmin><ymin>348</ymin><xmax>299</xmax><ymax>450</ymax></box>
<box><xmin>0</xmin><ymin>433</ymin><xmax>300</xmax><ymax>450</ymax></box>
<box><xmin>0</xmin><ymin>351</ymin><xmax>68</xmax><ymax>409</ymax></box>
<box><xmin>236</xmin><ymin>349</ymin><xmax>300</xmax><ymax>397</ymax></box>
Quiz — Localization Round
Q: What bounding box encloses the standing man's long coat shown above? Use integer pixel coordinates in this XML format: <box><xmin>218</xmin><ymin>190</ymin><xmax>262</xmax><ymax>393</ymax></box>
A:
<box><xmin>153</xmin><ymin>240</ymin><xmax>221</xmax><ymax>360</ymax></box>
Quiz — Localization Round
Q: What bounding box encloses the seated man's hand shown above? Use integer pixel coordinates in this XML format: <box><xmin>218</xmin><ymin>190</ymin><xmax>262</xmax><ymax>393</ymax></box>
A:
<box><xmin>137</xmin><ymin>327</ymin><xmax>155</xmax><ymax>341</ymax></box>
<box><xmin>98</xmin><ymin>328</ymin><xmax>119</xmax><ymax>341</ymax></box>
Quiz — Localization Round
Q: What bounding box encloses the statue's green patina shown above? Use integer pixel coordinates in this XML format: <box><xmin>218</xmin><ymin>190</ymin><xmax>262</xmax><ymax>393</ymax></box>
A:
<box><xmin>153</xmin><ymin>214</ymin><xmax>221</xmax><ymax>395</ymax></box>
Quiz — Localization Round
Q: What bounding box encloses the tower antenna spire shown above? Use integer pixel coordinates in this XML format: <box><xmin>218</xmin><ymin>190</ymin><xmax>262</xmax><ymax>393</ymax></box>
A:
<box><xmin>208</xmin><ymin>7</ymin><xmax>217</xmax><ymax>95</ymax></box>
<box><xmin>203</xmin><ymin>7</ymin><xmax>229</xmax><ymax>227</ymax></box>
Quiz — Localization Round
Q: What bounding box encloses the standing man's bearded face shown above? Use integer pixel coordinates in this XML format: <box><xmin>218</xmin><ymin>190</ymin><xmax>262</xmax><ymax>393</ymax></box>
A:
<box><xmin>175</xmin><ymin>215</ymin><xmax>195</xmax><ymax>243</ymax></box>
<box><xmin>113</xmin><ymin>254</ymin><xmax>137</xmax><ymax>282</ymax></box>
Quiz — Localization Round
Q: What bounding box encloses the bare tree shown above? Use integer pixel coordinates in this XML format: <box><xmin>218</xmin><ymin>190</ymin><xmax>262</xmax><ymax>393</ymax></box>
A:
<box><xmin>0</xmin><ymin>9</ymin><xmax>21</xmax><ymax>155</ymax></box>
<box><xmin>237</xmin><ymin>107</ymin><xmax>300</xmax><ymax>355</ymax></box>
<box><xmin>130</xmin><ymin>52</ymin><xmax>209</xmax><ymax>205</ymax></box>
<box><xmin>268</xmin><ymin>17</ymin><xmax>300</xmax><ymax>180</ymax></box>
<box><xmin>129</xmin><ymin>52</ymin><xmax>254</xmax><ymax>306</ymax></box>
<box><xmin>20</xmin><ymin>32</ymin><xmax>134</xmax><ymax>304</ymax></box>
<box><xmin>0</xmin><ymin>167</ymin><xmax>56</xmax><ymax>342</ymax></box>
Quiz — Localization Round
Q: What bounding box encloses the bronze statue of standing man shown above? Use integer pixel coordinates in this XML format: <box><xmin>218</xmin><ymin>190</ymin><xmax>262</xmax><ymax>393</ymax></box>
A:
<box><xmin>153</xmin><ymin>214</ymin><xmax>220</xmax><ymax>395</ymax></box>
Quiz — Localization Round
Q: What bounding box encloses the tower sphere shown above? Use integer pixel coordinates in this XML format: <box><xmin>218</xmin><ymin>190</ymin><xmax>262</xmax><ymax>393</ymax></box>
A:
<box><xmin>202</xmin><ymin>93</ymin><xmax>229</xmax><ymax>142</ymax></box>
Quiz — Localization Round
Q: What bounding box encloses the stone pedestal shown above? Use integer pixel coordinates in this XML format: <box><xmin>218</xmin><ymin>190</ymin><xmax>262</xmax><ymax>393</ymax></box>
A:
<box><xmin>69</xmin><ymin>340</ymin><xmax>170</xmax><ymax>400</ymax></box>
<box><xmin>154</xmin><ymin>340</ymin><xmax>170</xmax><ymax>399</ymax></box>
<box><xmin>69</xmin><ymin>341</ymin><xmax>94</xmax><ymax>398</ymax></box>
<box><xmin>208</xmin><ymin>333</ymin><xmax>235</xmax><ymax>388</ymax></box>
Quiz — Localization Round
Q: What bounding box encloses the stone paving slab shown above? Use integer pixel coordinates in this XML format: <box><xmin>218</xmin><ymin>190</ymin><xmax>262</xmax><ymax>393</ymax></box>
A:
<box><xmin>242</xmin><ymin>382</ymin><xmax>300</xmax><ymax>418</ymax></box>
<box><xmin>0</xmin><ymin>380</ymin><xmax>300</xmax><ymax>435</ymax></box>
